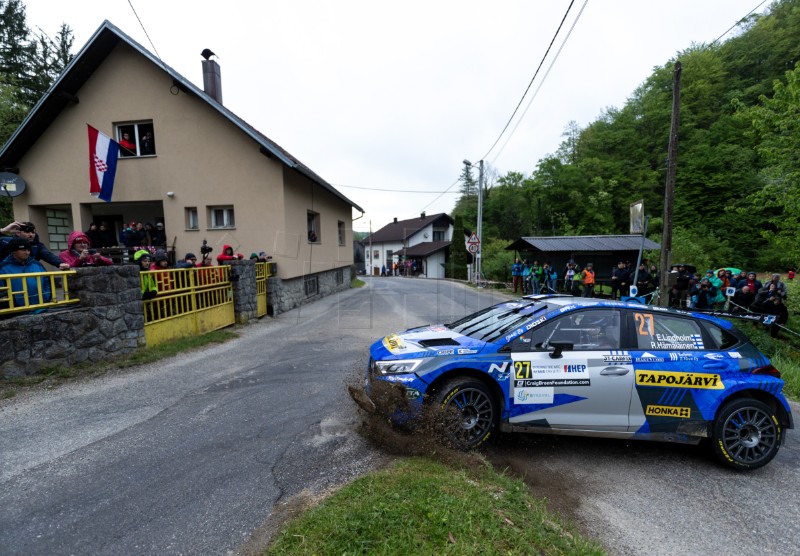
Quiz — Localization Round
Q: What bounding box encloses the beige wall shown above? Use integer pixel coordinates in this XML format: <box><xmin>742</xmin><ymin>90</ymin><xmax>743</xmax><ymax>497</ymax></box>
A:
<box><xmin>11</xmin><ymin>42</ymin><xmax>354</xmax><ymax>278</ymax></box>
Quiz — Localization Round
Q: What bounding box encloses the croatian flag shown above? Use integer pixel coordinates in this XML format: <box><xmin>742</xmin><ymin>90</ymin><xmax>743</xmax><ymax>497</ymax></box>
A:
<box><xmin>88</xmin><ymin>125</ymin><xmax>120</xmax><ymax>202</ymax></box>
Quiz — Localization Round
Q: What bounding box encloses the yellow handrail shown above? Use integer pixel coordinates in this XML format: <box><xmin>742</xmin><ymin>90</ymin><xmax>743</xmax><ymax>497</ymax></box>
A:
<box><xmin>0</xmin><ymin>270</ymin><xmax>79</xmax><ymax>315</ymax></box>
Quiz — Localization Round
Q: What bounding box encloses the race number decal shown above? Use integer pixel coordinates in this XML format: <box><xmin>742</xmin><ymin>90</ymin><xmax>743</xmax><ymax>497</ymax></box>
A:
<box><xmin>514</xmin><ymin>360</ymin><xmax>531</xmax><ymax>379</ymax></box>
<box><xmin>634</xmin><ymin>313</ymin><xmax>654</xmax><ymax>336</ymax></box>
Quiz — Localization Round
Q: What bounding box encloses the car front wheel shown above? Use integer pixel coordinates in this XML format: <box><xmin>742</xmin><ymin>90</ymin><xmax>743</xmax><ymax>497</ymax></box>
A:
<box><xmin>434</xmin><ymin>378</ymin><xmax>496</xmax><ymax>450</ymax></box>
<box><xmin>711</xmin><ymin>398</ymin><xmax>782</xmax><ymax>471</ymax></box>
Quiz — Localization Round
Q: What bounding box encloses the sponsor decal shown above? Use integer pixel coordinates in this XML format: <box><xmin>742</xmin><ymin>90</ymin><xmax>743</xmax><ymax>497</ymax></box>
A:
<box><xmin>525</xmin><ymin>316</ymin><xmax>547</xmax><ymax>330</ymax></box>
<box><xmin>646</xmin><ymin>405</ymin><xmax>691</xmax><ymax>418</ymax></box>
<box><xmin>436</xmin><ymin>349</ymin><xmax>455</xmax><ymax>356</ymax></box>
<box><xmin>517</xmin><ymin>378</ymin><xmax>591</xmax><ymax>387</ymax></box>
<box><xmin>648</xmin><ymin>333</ymin><xmax>704</xmax><ymax>350</ymax></box>
<box><xmin>603</xmin><ymin>351</ymin><xmax>632</xmax><ymax>363</ymax></box>
<box><xmin>559</xmin><ymin>304</ymin><xmax>578</xmax><ymax>313</ymax></box>
<box><xmin>457</xmin><ymin>348</ymin><xmax>479</xmax><ymax>355</ymax></box>
<box><xmin>637</xmin><ymin>352</ymin><xmax>664</xmax><ymax>362</ymax></box>
<box><xmin>514</xmin><ymin>387</ymin><xmax>554</xmax><ymax>404</ymax></box>
<box><xmin>563</xmin><ymin>364</ymin><xmax>586</xmax><ymax>373</ymax></box>
<box><xmin>384</xmin><ymin>375</ymin><xmax>415</xmax><ymax>383</ymax></box>
<box><xmin>406</xmin><ymin>388</ymin><xmax>421</xmax><ymax>399</ymax></box>
<box><xmin>704</xmin><ymin>353</ymin><xmax>725</xmax><ymax>360</ymax></box>
<box><xmin>429</xmin><ymin>326</ymin><xmax>448</xmax><ymax>332</ymax></box>
<box><xmin>512</xmin><ymin>361</ymin><xmax>583</xmax><ymax>379</ymax></box>
<box><xmin>669</xmin><ymin>352</ymin><xmax>698</xmax><ymax>362</ymax></box>
<box><xmin>636</xmin><ymin>370</ymin><xmax>724</xmax><ymax>389</ymax></box>
<box><xmin>383</xmin><ymin>334</ymin><xmax>405</xmax><ymax>352</ymax></box>
<box><xmin>488</xmin><ymin>362</ymin><xmax>511</xmax><ymax>377</ymax></box>
<box><xmin>728</xmin><ymin>352</ymin><xmax>742</xmax><ymax>359</ymax></box>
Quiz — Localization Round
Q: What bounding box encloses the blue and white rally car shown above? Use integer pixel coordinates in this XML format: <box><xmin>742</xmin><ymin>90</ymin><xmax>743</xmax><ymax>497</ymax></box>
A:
<box><xmin>363</xmin><ymin>295</ymin><xmax>794</xmax><ymax>470</ymax></box>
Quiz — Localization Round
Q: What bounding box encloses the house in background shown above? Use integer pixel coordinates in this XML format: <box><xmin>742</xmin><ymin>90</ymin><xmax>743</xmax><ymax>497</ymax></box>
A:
<box><xmin>365</xmin><ymin>212</ymin><xmax>453</xmax><ymax>278</ymax></box>
<box><xmin>0</xmin><ymin>21</ymin><xmax>363</xmax><ymax>313</ymax></box>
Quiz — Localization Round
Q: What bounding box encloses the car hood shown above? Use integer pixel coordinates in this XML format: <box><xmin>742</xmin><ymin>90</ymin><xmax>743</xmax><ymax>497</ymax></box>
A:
<box><xmin>370</xmin><ymin>324</ymin><xmax>488</xmax><ymax>359</ymax></box>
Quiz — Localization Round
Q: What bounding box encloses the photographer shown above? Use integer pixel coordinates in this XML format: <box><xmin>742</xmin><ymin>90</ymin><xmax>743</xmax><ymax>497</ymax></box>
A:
<box><xmin>59</xmin><ymin>231</ymin><xmax>113</xmax><ymax>267</ymax></box>
<box><xmin>199</xmin><ymin>240</ymin><xmax>214</xmax><ymax>266</ymax></box>
<box><xmin>0</xmin><ymin>221</ymin><xmax>69</xmax><ymax>270</ymax></box>
<box><xmin>690</xmin><ymin>277</ymin><xmax>717</xmax><ymax>311</ymax></box>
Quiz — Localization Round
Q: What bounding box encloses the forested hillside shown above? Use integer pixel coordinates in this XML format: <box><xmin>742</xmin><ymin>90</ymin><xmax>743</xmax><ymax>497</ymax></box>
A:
<box><xmin>451</xmin><ymin>0</ymin><xmax>800</xmax><ymax>279</ymax></box>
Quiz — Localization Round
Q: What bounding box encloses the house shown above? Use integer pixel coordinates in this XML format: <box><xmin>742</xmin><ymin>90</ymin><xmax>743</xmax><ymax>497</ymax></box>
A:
<box><xmin>0</xmin><ymin>21</ymin><xmax>363</xmax><ymax>313</ymax></box>
<box><xmin>365</xmin><ymin>212</ymin><xmax>453</xmax><ymax>278</ymax></box>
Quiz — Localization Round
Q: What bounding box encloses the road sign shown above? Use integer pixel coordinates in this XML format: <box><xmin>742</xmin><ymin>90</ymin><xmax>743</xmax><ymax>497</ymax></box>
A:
<box><xmin>467</xmin><ymin>243</ymin><xmax>478</xmax><ymax>254</ymax></box>
<box><xmin>467</xmin><ymin>232</ymin><xmax>480</xmax><ymax>245</ymax></box>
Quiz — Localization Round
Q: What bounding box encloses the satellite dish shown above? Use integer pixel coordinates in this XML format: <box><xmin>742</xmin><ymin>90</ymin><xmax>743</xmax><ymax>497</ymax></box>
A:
<box><xmin>424</xmin><ymin>232</ymin><xmax>429</xmax><ymax>238</ymax></box>
<box><xmin>0</xmin><ymin>172</ymin><xmax>27</xmax><ymax>197</ymax></box>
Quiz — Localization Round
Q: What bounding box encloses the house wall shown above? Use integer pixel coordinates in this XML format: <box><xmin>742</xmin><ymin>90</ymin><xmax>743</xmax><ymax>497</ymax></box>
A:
<box><xmin>10</xmin><ymin>42</ymin><xmax>352</xmax><ymax>280</ymax></box>
<box><xmin>365</xmin><ymin>240</ymin><xmax>404</xmax><ymax>274</ymax></box>
<box><xmin>426</xmin><ymin>251</ymin><xmax>447</xmax><ymax>279</ymax></box>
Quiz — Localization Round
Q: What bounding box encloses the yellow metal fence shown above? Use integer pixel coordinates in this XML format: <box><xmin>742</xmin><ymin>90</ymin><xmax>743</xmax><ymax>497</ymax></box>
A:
<box><xmin>141</xmin><ymin>266</ymin><xmax>235</xmax><ymax>346</ymax></box>
<box><xmin>255</xmin><ymin>261</ymin><xmax>276</xmax><ymax>318</ymax></box>
<box><xmin>0</xmin><ymin>270</ymin><xmax>79</xmax><ymax>316</ymax></box>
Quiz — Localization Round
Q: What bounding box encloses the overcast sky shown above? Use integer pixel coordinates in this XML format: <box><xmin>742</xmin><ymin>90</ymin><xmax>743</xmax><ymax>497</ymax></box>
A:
<box><xmin>26</xmin><ymin>0</ymin><xmax>768</xmax><ymax>234</ymax></box>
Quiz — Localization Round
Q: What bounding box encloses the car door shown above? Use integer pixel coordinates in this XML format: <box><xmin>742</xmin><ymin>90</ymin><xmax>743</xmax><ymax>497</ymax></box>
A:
<box><xmin>508</xmin><ymin>308</ymin><xmax>634</xmax><ymax>432</ymax></box>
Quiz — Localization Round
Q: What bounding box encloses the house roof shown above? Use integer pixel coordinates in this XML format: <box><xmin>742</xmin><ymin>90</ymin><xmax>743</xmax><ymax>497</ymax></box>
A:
<box><xmin>366</xmin><ymin>213</ymin><xmax>453</xmax><ymax>243</ymax></box>
<box><xmin>507</xmin><ymin>235</ymin><xmax>661</xmax><ymax>252</ymax></box>
<box><xmin>403</xmin><ymin>240</ymin><xmax>451</xmax><ymax>257</ymax></box>
<box><xmin>0</xmin><ymin>20</ymin><xmax>363</xmax><ymax>213</ymax></box>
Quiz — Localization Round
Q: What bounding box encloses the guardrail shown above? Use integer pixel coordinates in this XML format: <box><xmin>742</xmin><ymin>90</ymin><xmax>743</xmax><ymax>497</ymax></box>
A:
<box><xmin>141</xmin><ymin>266</ymin><xmax>235</xmax><ymax>345</ymax></box>
<box><xmin>0</xmin><ymin>270</ymin><xmax>79</xmax><ymax>316</ymax></box>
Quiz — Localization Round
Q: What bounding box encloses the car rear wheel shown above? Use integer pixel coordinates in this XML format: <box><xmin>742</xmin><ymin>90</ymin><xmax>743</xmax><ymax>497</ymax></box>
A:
<box><xmin>711</xmin><ymin>398</ymin><xmax>782</xmax><ymax>470</ymax></box>
<box><xmin>434</xmin><ymin>378</ymin><xmax>496</xmax><ymax>450</ymax></box>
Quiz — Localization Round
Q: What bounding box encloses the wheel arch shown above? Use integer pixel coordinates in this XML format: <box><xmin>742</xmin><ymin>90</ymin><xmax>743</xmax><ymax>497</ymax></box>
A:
<box><xmin>424</xmin><ymin>367</ymin><xmax>506</xmax><ymax>417</ymax></box>
<box><xmin>716</xmin><ymin>389</ymin><xmax>793</xmax><ymax>429</ymax></box>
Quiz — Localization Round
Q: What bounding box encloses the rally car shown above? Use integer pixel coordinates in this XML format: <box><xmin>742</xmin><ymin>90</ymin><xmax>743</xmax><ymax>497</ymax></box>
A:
<box><xmin>362</xmin><ymin>295</ymin><xmax>794</xmax><ymax>470</ymax></box>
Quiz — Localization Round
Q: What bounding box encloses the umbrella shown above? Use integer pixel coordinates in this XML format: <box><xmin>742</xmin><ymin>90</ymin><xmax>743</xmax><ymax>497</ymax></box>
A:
<box><xmin>718</xmin><ymin>267</ymin><xmax>742</xmax><ymax>276</ymax></box>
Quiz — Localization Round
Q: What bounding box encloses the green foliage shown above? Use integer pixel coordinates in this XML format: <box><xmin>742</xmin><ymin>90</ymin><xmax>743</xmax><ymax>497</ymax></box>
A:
<box><xmin>446</xmin><ymin>214</ymin><xmax>470</xmax><ymax>280</ymax></box>
<box><xmin>480</xmin><ymin>237</ymin><xmax>515</xmax><ymax>283</ymax></box>
<box><xmin>266</xmin><ymin>457</ymin><xmax>604</xmax><ymax>555</ymax></box>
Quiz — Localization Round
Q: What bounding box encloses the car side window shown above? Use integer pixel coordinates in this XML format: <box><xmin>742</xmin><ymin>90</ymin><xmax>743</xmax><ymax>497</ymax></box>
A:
<box><xmin>630</xmin><ymin>311</ymin><xmax>705</xmax><ymax>350</ymax></box>
<box><xmin>702</xmin><ymin>322</ymin><xmax>739</xmax><ymax>350</ymax></box>
<box><xmin>511</xmin><ymin>309</ymin><xmax>621</xmax><ymax>351</ymax></box>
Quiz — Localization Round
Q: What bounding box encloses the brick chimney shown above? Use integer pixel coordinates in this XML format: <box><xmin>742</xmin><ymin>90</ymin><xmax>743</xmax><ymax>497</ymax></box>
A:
<box><xmin>201</xmin><ymin>50</ymin><xmax>223</xmax><ymax>104</ymax></box>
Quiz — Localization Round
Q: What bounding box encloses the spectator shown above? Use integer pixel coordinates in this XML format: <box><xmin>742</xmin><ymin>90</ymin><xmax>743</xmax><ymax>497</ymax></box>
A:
<box><xmin>788</xmin><ymin>269</ymin><xmax>796</xmax><ymax>281</ymax></box>
<box><xmin>531</xmin><ymin>260</ymin><xmax>542</xmax><ymax>295</ymax></box>
<box><xmin>635</xmin><ymin>263</ymin><xmax>653</xmax><ymax>297</ymax></box>
<box><xmin>731</xmin><ymin>285</ymin><xmax>756</xmax><ymax>313</ymax></box>
<box><xmin>738</xmin><ymin>272</ymin><xmax>763</xmax><ymax>295</ymax></box>
<box><xmin>216</xmin><ymin>244</ymin><xmax>243</xmax><ymax>264</ymax></box>
<box><xmin>86</xmin><ymin>223</ymin><xmax>103</xmax><ymax>248</ymax></box>
<box><xmin>581</xmin><ymin>263</ymin><xmax>595</xmax><ymax>298</ymax></box>
<box><xmin>120</xmin><ymin>222</ymin><xmax>138</xmax><ymax>252</ymax></box>
<box><xmin>60</xmin><ymin>231</ymin><xmax>113</xmax><ymax>267</ymax></box>
<box><xmin>119</xmin><ymin>132</ymin><xmax>136</xmax><ymax>155</ymax></box>
<box><xmin>760</xmin><ymin>295</ymin><xmax>789</xmax><ymax>339</ymax></box>
<box><xmin>151</xmin><ymin>222</ymin><xmax>167</xmax><ymax>248</ymax></box>
<box><xmin>0</xmin><ymin>238</ymin><xmax>52</xmax><ymax>308</ymax></box>
<box><xmin>511</xmin><ymin>258</ymin><xmax>522</xmax><ymax>293</ymax></box>
<box><xmin>758</xmin><ymin>273</ymin><xmax>787</xmax><ymax>300</ymax></box>
<box><xmin>648</xmin><ymin>263</ymin><xmax>659</xmax><ymax>291</ymax></box>
<box><xmin>97</xmin><ymin>221</ymin><xmax>117</xmax><ymax>248</ymax></box>
<box><xmin>0</xmin><ymin>220</ymin><xmax>69</xmax><ymax>270</ymax></box>
<box><xmin>564</xmin><ymin>260</ymin><xmax>577</xmax><ymax>294</ymax></box>
<box><xmin>671</xmin><ymin>264</ymin><xmax>691</xmax><ymax>308</ymax></box>
<box><xmin>610</xmin><ymin>261</ymin><xmax>629</xmax><ymax>300</ymax></box>
<box><xmin>690</xmin><ymin>277</ymin><xmax>717</xmax><ymax>311</ymax></box>
<box><xmin>543</xmin><ymin>263</ymin><xmax>557</xmax><ymax>294</ymax></box>
<box><xmin>710</xmin><ymin>269</ymin><xmax>729</xmax><ymax>309</ymax></box>
<box><xmin>381</xmin><ymin>264</ymin><xmax>386</xmax><ymax>277</ymax></box>
<box><xmin>521</xmin><ymin>260</ymin><xmax>532</xmax><ymax>294</ymax></box>
<box><xmin>150</xmin><ymin>250</ymin><xmax>174</xmax><ymax>293</ymax></box>
<box><xmin>134</xmin><ymin>249</ymin><xmax>157</xmax><ymax>300</ymax></box>
<box><xmin>754</xmin><ymin>282</ymin><xmax>783</xmax><ymax>309</ymax></box>
<box><xmin>731</xmin><ymin>270</ymin><xmax>748</xmax><ymax>289</ymax></box>
<box><xmin>141</xmin><ymin>131</ymin><xmax>155</xmax><ymax>155</ymax></box>
<box><xmin>176</xmin><ymin>253</ymin><xmax>198</xmax><ymax>269</ymax></box>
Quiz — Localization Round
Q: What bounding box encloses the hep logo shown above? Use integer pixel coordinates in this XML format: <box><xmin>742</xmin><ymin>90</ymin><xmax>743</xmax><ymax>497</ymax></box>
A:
<box><xmin>563</xmin><ymin>364</ymin><xmax>586</xmax><ymax>373</ymax></box>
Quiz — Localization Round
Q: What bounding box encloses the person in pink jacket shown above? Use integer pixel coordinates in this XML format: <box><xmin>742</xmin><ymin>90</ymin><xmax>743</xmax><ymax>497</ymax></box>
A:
<box><xmin>59</xmin><ymin>231</ymin><xmax>113</xmax><ymax>267</ymax></box>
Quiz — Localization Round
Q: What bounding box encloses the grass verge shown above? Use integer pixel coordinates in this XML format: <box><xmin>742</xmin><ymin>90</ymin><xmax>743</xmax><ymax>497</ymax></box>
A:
<box><xmin>0</xmin><ymin>329</ymin><xmax>239</xmax><ymax>396</ymax></box>
<box><xmin>351</xmin><ymin>277</ymin><xmax>366</xmax><ymax>288</ymax></box>
<box><xmin>265</xmin><ymin>457</ymin><xmax>603</xmax><ymax>556</ymax></box>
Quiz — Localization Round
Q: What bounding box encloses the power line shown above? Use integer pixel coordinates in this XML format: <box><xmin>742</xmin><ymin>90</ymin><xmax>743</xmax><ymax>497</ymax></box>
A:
<box><xmin>127</xmin><ymin>0</ymin><xmax>163</xmax><ymax>61</ymax></box>
<box><xmin>333</xmin><ymin>183</ymin><xmax>460</xmax><ymax>194</ymax></box>
<box><xmin>710</xmin><ymin>0</ymin><xmax>768</xmax><ymax>46</ymax></box>
<box><xmin>480</xmin><ymin>0</ymin><xmax>577</xmax><ymax>161</ymax></box>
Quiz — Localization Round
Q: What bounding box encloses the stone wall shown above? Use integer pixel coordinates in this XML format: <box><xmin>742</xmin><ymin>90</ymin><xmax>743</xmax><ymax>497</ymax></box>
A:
<box><xmin>0</xmin><ymin>266</ymin><xmax>145</xmax><ymax>378</ymax></box>
<box><xmin>228</xmin><ymin>260</ymin><xmax>258</xmax><ymax>324</ymax></box>
<box><xmin>268</xmin><ymin>265</ymin><xmax>352</xmax><ymax>315</ymax></box>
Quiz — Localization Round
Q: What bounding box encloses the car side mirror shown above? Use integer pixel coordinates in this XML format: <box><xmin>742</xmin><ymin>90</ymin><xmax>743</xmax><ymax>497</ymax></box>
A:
<box><xmin>548</xmin><ymin>341</ymin><xmax>573</xmax><ymax>359</ymax></box>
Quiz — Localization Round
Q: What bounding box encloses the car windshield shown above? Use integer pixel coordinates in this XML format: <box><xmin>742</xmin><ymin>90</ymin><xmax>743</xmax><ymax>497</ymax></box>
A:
<box><xmin>446</xmin><ymin>301</ymin><xmax>546</xmax><ymax>343</ymax></box>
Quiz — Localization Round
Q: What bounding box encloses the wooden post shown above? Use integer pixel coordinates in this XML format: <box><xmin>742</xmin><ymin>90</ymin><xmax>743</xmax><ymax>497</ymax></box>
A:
<box><xmin>659</xmin><ymin>61</ymin><xmax>682</xmax><ymax>307</ymax></box>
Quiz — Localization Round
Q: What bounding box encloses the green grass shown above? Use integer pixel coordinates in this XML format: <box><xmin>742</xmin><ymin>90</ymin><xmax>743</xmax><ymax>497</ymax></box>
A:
<box><xmin>265</xmin><ymin>457</ymin><xmax>603</xmax><ymax>556</ymax></box>
<box><xmin>0</xmin><ymin>329</ymin><xmax>238</xmax><ymax>394</ymax></box>
<box><xmin>351</xmin><ymin>278</ymin><xmax>366</xmax><ymax>288</ymax></box>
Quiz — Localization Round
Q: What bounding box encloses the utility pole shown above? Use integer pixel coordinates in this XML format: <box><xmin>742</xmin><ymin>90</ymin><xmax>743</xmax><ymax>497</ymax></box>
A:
<box><xmin>476</xmin><ymin>160</ymin><xmax>484</xmax><ymax>285</ymax></box>
<box><xmin>659</xmin><ymin>61</ymin><xmax>681</xmax><ymax>306</ymax></box>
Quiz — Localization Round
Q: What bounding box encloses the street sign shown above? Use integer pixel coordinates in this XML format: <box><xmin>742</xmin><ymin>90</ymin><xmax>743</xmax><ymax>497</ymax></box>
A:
<box><xmin>467</xmin><ymin>243</ymin><xmax>478</xmax><ymax>254</ymax></box>
<box><xmin>467</xmin><ymin>233</ymin><xmax>480</xmax><ymax>245</ymax></box>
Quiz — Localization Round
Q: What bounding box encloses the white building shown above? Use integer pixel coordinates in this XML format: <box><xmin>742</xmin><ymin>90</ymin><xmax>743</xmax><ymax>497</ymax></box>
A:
<box><xmin>365</xmin><ymin>212</ymin><xmax>453</xmax><ymax>279</ymax></box>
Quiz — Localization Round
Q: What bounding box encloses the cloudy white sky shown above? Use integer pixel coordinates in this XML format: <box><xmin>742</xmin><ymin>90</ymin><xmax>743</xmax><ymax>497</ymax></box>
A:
<box><xmin>26</xmin><ymin>0</ymin><xmax>768</xmax><ymax>234</ymax></box>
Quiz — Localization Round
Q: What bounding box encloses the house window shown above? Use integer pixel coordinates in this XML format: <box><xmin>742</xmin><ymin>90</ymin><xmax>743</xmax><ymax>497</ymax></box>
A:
<box><xmin>386</xmin><ymin>250</ymin><xmax>393</xmax><ymax>264</ymax></box>
<box><xmin>185</xmin><ymin>207</ymin><xmax>199</xmax><ymax>230</ymax></box>
<box><xmin>338</xmin><ymin>220</ymin><xmax>345</xmax><ymax>246</ymax></box>
<box><xmin>335</xmin><ymin>269</ymin><xmax>344</xmax><ymax>284</ymax></box>
<box><xmin>209</xmin><ymin>206</ymin><xmax>235</xmax><ymax>229</ymax></box>
<box><xmin>307</xmin><ymin>211</ymin><xmax>320</xmax><ymax>243</ymax></box>
<box><xmin>304</xmin><ymin>275</ymin><xmax>319</xmax><ymax>296</ymax></box>
<box><xmin>116</xmin><ymin>121</ymin><xmax>156</xmax><ymax>158</ymax></box>
<box><xmin>433</xmin><ymin>230</ymin><xmax>445</xmax><ymax>241</ymax></box>
<box><xmin>373</xmin><ymin>250</ymin><xmax>380</xmax><ymax>259</ymax></box>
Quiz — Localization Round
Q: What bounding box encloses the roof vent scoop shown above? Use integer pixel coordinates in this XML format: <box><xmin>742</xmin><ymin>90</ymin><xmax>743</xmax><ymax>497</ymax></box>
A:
<box><xmin>201</xmin><ymin>49</ymin><xmax>223</xmax><ymax>104</ymax></box>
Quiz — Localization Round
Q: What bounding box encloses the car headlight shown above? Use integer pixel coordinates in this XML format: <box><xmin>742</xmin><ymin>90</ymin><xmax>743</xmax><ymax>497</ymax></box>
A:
<box><xmin>373</xmin><ymin>359</ymin><xmax>423</xmax><ymax>375</ymax></box>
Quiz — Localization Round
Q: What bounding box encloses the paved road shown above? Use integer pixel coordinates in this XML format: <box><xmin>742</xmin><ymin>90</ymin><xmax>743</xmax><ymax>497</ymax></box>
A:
<box><xmin>2</xmin><ymin>278</ymin><xmax>798</xmax><ymax>555</ymax></box>
<box><xmin>0</xmin><ymin>277</ymin><xmax>506</xmax><ymax>555</ymax></box>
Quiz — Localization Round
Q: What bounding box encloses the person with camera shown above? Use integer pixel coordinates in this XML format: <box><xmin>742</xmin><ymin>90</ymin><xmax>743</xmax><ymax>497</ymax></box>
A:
<box><xmin>690</xmin><ymin>276</ymin><xmax>718</xmax><ymax>311</ymax></box>
<box><xmin>0</xmin><ymin>237</ymin><xmax>53</xmax><ymax>310</ymax></box>
<box><xmin>59</xmin><ymin>231</ymin><xmax>113</xmax><ymax>268</ymax></box>
<box><xmin>0</xmin><ymin>221</ymin><xmax>70</xmax><ymax>270</ymax></box>
<box><xmin>216</xmin><ymin>244</ymin><xmax>243</xmax><ymax>264</ymax></box>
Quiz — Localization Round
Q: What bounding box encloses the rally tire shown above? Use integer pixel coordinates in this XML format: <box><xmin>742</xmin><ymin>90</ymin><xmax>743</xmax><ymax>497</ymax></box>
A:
<box><xmin>711</xmin><ymin>398</ymin><xmax>782</xmax><ymax>471</ymax></box>
<box><xmin>434</xmin><ymin>378</ymin><xmax>496</xmax><ymax>450</ymax></box>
